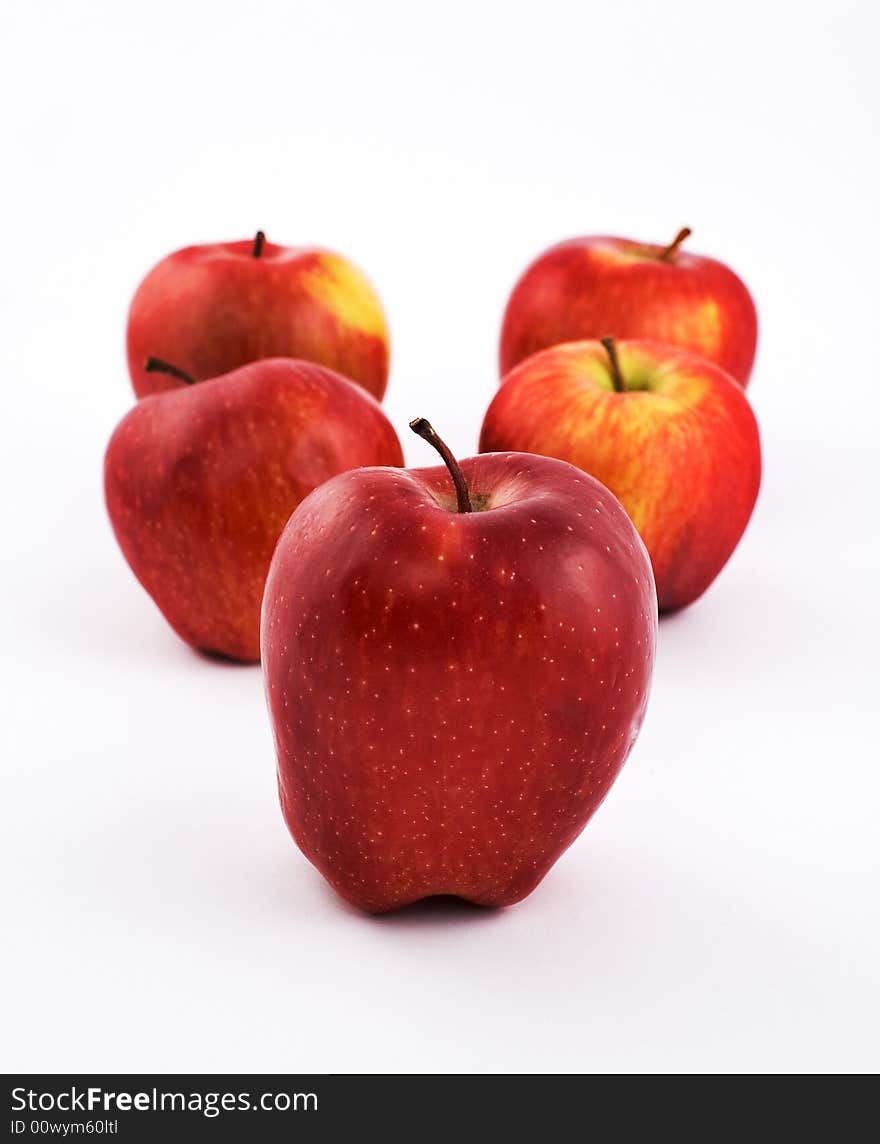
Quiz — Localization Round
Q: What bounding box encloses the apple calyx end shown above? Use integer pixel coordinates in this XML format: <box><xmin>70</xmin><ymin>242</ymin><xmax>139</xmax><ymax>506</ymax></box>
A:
<box><xmin>409</xmin><ymin>418</ymin><xmax>473</xmax><ymax>514</ymax></box>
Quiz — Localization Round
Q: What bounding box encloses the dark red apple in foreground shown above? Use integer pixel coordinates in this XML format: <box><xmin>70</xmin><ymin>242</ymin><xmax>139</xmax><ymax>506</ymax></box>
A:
<box><xmin>500</xmin><ymin>227</ymin><xmax>758</xmax><ymax>385</ymax></box>
<box><xmin>105</xmin><ymin>358</ymin><xmax>403</xmax><ymax>662</ymax></box>
<box><xmin>262</xmin><ymin>419</ymin><xmax>657</xmax><ymax>911</ymax></box>
<box><xmin>127</xmin><ymin>232</ymin><xmax>390</xmax><ymax>401</ymax></box>
<box><xmin>481</xmin><ymin>338</ymin><xmax>761</xmax><ymax>611</ymax></box>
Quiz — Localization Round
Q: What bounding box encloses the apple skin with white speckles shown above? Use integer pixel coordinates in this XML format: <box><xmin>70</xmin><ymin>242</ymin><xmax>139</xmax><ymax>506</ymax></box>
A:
<box><xmin>104</xmin><ymin>358</ymin><xmax>403</xmax><ymax>662</ymax></box>
<box><xmin>261</xmin><ymin>451</ymin><xmax>657</xmax><ymax>912</ymax></box>
<box><xmin>500</xmin><ymin>231</ymin><xmax>758</xmax><ymax>386</ymax></box>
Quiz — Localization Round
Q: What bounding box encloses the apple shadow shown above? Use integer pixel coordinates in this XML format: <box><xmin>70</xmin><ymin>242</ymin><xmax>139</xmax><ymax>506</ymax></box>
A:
<box><xmin>196</xmin><ymin>645</ymin><xmax>262</xmax><ymax>671</ymax></box>
<box><xmin>321</xmin><ymin>882</ymin><xmax>507</xmax><ymax>930</ymax></box>
<box><xmin>372</xmin><ymin>896</ymin><xmax>503</xmax><ymax>928</ymax></box>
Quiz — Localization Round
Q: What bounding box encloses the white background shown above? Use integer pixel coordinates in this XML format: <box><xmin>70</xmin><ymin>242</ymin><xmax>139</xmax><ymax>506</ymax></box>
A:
<box><xmin>2</xmin><ymin>0</ymin><xmax>878</xmax><ymax>1074</ymax></box>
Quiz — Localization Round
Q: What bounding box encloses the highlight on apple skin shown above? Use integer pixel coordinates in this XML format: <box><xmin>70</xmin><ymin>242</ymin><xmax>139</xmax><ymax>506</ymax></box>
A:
<box><xmin>499</xmin><ymin>228</ymin><xmax>758</xmax><ymax>386</ymax></box>
<box><xmin>104</xmin><ymin>358</ymin><xmax>403</xmax><ymax>662</ymax></box>
<box><xmin>127</xmin><ymin>232</ymin><xmax>390</xmax><ymax>401</ymax></box>
<box><xmin>480</xmin><ymin>339</ymin><xmax>762</xmax><ymax>612</ymax></box>
<box><xmin>261</xmin><ymin>431</ymin><xmax>657</xmax><ymax>913</ymax></box>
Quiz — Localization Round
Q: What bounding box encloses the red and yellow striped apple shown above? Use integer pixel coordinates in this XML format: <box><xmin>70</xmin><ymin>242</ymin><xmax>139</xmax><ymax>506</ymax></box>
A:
<box><xmin>262</xmin><ymin>420</ymin><xmax>657</xmax><ymax>912</ymax></box>
<box><xmin>480</xmin><ymin>339</ymin><xmax>761</xmax><ymax>612</ymax></box>
<box><xmin>105</xmin><ymin>358</ymin><xmax>402</xmax><ymax>662</ymax></box>
<box><xmin>127</xmin><ymin>232</ymin><xmax>390</xmax><ymax>401</ymax></box>
<box><xmin>500</xmin><ymin>228</ymin><xmax>758</xmax><ymax>386</ymax></box>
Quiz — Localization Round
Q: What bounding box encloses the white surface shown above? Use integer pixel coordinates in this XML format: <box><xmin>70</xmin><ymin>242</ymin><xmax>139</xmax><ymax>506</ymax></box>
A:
<box><xmin>2</xmin><ymin>0</ymin><xmax>878</xmax><ymax>1074</ymax></box>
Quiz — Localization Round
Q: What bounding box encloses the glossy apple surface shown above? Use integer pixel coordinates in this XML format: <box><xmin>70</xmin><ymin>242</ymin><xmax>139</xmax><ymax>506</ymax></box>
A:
<box><xmin>105</xmin><ymin>358</ymin><xmax>403</xmax><ymax>662</ymax></box>
<box><xmin>127</xmin><ymin>233</ymin><xmax>390</xmax><ymax>400</ymax></box>
<box><xmin>500</xmin><ymin>229</ymin><xmax>758</xmax><ymax>386</ymax></box>
<box><xmin>262</xmin><ymin>445</ymin><xmax>657</xmax><ymax>911</ymax></box>
<box><xmin>481</xmin><ymin>339</ymin><xmax>761</xmax><ymax>611</ymax></box>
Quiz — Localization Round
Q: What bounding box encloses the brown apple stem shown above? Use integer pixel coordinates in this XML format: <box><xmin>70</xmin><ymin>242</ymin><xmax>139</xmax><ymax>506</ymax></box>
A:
<box><xmin>252</xmin><ymin>230</ymin><xmax>266</xmax><ymax>257</ymax></box>
<box><xmin>144</xmin><ymin>357</ymin><xmax>196</xmax><ymax>385</ymax></box>
<box><xmin>600</xmin><ymin>337</ymin><xmax>626</xmax><ymax>393</ymax></box>
<box><xmin>658</xmin><ymin>226</ymin><xmax>692</xmax><ymax>261</ymax></box>
<box><xmin>409</xmin><ymin>418</ymin><xmax>472</xmax><ymax>513</ymax></box>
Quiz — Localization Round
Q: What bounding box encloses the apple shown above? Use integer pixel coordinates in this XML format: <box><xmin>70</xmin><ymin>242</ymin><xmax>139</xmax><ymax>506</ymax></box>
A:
<box><xmin>262</xmin><ymin>419</ymin><xmax>657</xmax><ymax>911</ymax></box>
<box><xmin>127</xmin><ymin>231</ymin><xmax>390</xmax><ymax>401</ymax></box>
<box><xmin>500</xmin><ymin>228</ymin><xmax>758</xmax><ymax>386</ymax></box>
<box><xmin>481</xmin><ymin>338</ymin><xmax>761</xmax><ymax>611</ymax></box>
<box><xmin>105</xmin><ymin>357</ymin><xmax>403</xmax><ymax>662</ymax></box>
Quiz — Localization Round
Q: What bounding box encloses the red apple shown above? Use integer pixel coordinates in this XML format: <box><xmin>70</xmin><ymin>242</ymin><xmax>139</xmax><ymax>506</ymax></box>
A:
<box><xmin>481</xmin><ymin>338</ymin><xmax>761</xmax><ymax>611</ymax></box>
<box><xmin>500</xmin><ymin>228</ymin><xmax>758</xmax><ymax>386</ymax></box>
<box><xmin>262</xmin><ymin>420</ymin><xmax>657</xmax><ymax>912</ymax></box>
<box><xmin>127</xmin><ymin>232</ymin><xmax>390</xmax><ymax>401</ymax></box>
<box><xmin>105</xmin><ymin>357</ymin><xmax>403</xmax><ymax>662</ymax></box>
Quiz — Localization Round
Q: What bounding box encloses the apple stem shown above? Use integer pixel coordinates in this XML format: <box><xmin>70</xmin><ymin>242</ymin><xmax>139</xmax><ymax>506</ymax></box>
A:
<box><xmin>252</xmin><ymin>230</ymin><xmax>266</xmax><ymax>258</ymax></box>
<box><xmin>600</xmin><ymin>338</ymin><xmax>626</xmax><ymax>393</ymax></box>
<box><xmin>144</xmin><ymin>357</ymin><xmax>196</xmax><ymax>385</ymax></box>
<box><xmin>659</xmin><ymin>226</ymin><xmax>692</xmax><ymax>261</ymax></box>
<box><xmin>409</xmin><ymin>418</ymin><xmax>472</xmax><ymax>513</ymax></box>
